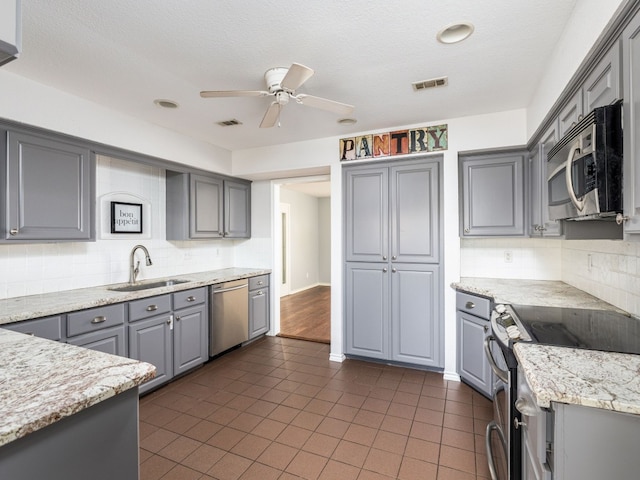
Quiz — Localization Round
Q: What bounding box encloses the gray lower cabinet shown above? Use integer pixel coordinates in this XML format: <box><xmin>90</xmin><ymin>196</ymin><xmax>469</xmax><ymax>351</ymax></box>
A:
<box><xmin>1</xmin><ymin>129</ymin><xmax>94</xmax><ymax>242</ymax></box>
<box><xmin>456</xmin><ymin>292</ymin><xmax>493</xmax><ymax>397</ymax></box>
<box><xmin>128</xmin><ymin>289</ymin><xmax>208</xmax><ymax>394</ymax></box>
<box><xmin>622</xmin><ymin>13</ymin><xmax>640</xmax><ymax>234</ymax></box>
<box><xmin>345</xmin><ymin>262</ymin><xmax>440</xmax><ymax>368</ymax></box>
<box><xmin>1</xmin><ymin>315</ymin><xmax>63</xmax><ymax>341</ymax></box>
<box><xmin>66</xmin><ymin>304</ymin><xmax>126</xmax><ymax>356</ymax></box>
<box><xmin>459</xmin><ymin>150</ymin><xmax>526</xmax><ymax>237</ymax></box>
<box><xmin>166</xmin><ymin>171</ymin><xmax>251</xmax><ymax>240</ymax></box>
<box><xmin>249</xmin><ymin>274</ymin><xmax>270</xmax><ymax>339</ymax></box>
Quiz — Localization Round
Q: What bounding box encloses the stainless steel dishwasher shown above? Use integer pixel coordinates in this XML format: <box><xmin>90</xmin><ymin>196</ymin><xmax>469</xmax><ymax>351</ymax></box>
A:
<box><xmin>209</xmin><ymin>279</ymin><xmax>249</xmax><ymax>356</ymax></box>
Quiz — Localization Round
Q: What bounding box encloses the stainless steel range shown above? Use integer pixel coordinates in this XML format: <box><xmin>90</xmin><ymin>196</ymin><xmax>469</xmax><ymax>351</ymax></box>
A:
<box><xmin>484</xmin><ymin>303</ymin><xmax>640</xmax><ymax>480</ymax></box>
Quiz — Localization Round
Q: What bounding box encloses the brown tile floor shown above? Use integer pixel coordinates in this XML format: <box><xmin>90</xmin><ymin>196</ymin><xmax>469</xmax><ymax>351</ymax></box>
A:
<box><xmin>139</xmin><ymin>337</ymin><xmax>492</xmax><ymax>480</ymax></box>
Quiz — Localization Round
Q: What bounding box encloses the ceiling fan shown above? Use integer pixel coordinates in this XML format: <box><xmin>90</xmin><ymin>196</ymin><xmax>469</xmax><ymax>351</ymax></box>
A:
<box><xmin>200</xmin><ymin>63</ymin><xmax>354</xmax><ymax>128</ymax></box>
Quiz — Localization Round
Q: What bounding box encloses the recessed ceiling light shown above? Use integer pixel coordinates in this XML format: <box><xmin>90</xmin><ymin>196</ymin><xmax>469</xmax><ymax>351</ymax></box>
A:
<box><xmin>153</xmin><ymin>99</ymin><xmax>179</xmax><ymax>109</ymax></box>
<box><xmin>437</xmin><ymin>22</ymin><xmax>474</xmax><ymax>44</ymax></box>
<box><xmin>338</xmin><ymin>118</ymin><xmax>357</xmax><ymax>125</ymax></box>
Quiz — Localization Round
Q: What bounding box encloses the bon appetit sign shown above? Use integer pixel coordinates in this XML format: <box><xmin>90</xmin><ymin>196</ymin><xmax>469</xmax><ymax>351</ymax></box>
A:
<box><xmin>339</xmin><ymin>124</ymin><xmax>448</xmax><ymax>161</ymax></box>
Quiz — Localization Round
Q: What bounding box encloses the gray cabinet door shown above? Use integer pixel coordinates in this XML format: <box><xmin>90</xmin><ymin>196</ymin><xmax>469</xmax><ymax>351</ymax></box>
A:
<box><xmin>558</xmin><ymin>90</ymin><xmax>583</xmax><ymax>138</ymax></box>
<box><xmin>345</xmin><ymin>166</ymin><xmax>388</xmax><ymax>262</ymax></box>
<box><xmin>190</xmin><ymin>174</ymin><xmax>223</xmax><ymax>238</ymax></box>
<box><xmin>345</xmin><ymin>262</ymin><xmax>389</xmax><ymax>359</ymax></box>
<box><xmin>249</xmin><ymin>287</ymin><xmax>269</xmax><ymax>339</ymax></box>
<box><xmin>583</xmin><ymin>43</ymin><xmax>621</xmax><ymax>112</ymax></box>
<box><xmin>622</xmin><ymin>14</ymin><xmax>640</xmax><ymax>234</ymax></box>
<box><xmin>461</xmin><ymin>152</ymin><xmax>526</xmax><ymax>236</ymax></box>
<box><xmin>5</xmin><ymin>131</ymin><xmax>94</xmax><ymax>241</ymax></box>
<box><xmin>391</xmin><ymin>264</ymin><xmax>440</xmax><ymax>367</ymax></box>
<box><xmin>457</xmin><ymin>311</ymin><xmax>492</xmax><ymax>397</ymax></box>
<box><xmin>530</xmin><ymin>123</ymin><xmax>562</xmax><ymax>237</ymax></box>
<box><xmin>224</xmin><ymin>179</ymin><xmax>251</xmax><ymax>238</ymax></box>
<box><xmin>128</xmin><ymin>314</ymin><xmax>172</xmax><ymax>393</ymax></box>
<box><xmin>390</xmin><ymin>162</ymin><xmax>440</xmax><ymax>263</ymax></box>
<box><xmin>68</xmin><ymin>325</ymin><xmax>126</xmax><ymax>357</ymax></box>
<box><xmin>173</xmin><ymin>304</ymin><xmax>208</xmax><ymax>376</ymax></box>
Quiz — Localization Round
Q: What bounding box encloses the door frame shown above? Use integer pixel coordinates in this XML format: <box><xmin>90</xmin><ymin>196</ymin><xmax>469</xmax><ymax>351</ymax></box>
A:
<box><xmin>279</xmin><ymin>202</ymin><xmax>291</xmax><ymax>297</ymax></box>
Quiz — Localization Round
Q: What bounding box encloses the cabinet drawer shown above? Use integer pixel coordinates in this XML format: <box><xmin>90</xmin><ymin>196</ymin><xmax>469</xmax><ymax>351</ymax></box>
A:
<box><xmin>249</xmin><ymin>274</ymin><xmax>269</xmax><ymax>291</ymax></box>
<box><xmin>456</xmin><ymin>292</ymin><xmax>491</xmax><ymax>319</ymax></box>
<box><xmin>2</xmin><ymin>315</ymin><xmax>63</xmax><ymax>341</ymax></box>
<box><xmin>173</xmin><ymin>287</ymin><xmax>206</xmax><ymax>309</ymax></box>
<box><xmin>67</xmin><ymin>304</ymin><xmax>125</xmax><ymax>337</ymax></box>
<box><xmin>128</xmin><ymin>294</ymin><xmax>172</xmax><ymax>322</ymax></box>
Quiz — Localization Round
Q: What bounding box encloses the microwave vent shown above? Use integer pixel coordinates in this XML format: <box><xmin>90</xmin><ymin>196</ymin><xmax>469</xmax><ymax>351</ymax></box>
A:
<box><xmin>412</xmin><ymin>76</ymin><xmax>448</xmax><ymax>91</ymax></box>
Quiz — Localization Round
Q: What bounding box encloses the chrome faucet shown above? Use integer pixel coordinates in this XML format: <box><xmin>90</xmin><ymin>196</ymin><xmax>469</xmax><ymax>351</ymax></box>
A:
<box><xmin>129</xmin><ymin>245</ymin><xmax>153</xmax><ymax>284</ymax></box>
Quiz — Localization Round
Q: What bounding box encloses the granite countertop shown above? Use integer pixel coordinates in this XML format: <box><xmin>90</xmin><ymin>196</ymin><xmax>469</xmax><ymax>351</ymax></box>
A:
<box><xmin>452</xmin><ymin>277</ymin><xmax>640</xmax><ymax>414</ymax></box>
<box><xmin>514</xmin><ymin>343</ymin><xmax>640</xmax><ymax>415</ymax></box>
<box><xmin>0</xmin><ymin>329</ymin><xmax>155</xmax><ymax>447</ymax></box>
<box><xmin>0</xmin><ymin>267</ymin><xmax>271</xmax><ymax>325</ymax></box>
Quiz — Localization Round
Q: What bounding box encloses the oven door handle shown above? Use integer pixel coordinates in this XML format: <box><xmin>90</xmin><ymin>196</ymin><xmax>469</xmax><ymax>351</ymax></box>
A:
<box><xmin>484</xmin><ymin>336</ymin><xmax>508</xmax><ymax>384</ymax></box>
<box><xmin>485</xmin><ymin>421</ymin><xmax>507</xmax><ymax>480</ymax></box>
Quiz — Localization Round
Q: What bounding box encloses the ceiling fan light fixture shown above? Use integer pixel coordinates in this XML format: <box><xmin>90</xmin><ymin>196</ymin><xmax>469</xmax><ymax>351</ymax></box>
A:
<box><xmin>153</xmin><ymin>98</ymin><xmax>179</xmax><ymax>109</ymax></box>
<box><xmin>338</xmin><ymin>118</ymin><xmax>357</xmax><ymax>125</ymax></box>
<box><xmin>437</xmin><ymin>22</ymin><xmax>474</xmax><ymax>44</ymax></box>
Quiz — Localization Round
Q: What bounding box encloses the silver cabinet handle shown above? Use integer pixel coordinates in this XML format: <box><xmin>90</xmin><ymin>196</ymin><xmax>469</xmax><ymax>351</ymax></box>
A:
<box><xmin>483</xmin><ymin>324</ymin><xmax>489</xmax><ymax>333</ymax></box>
<box><xmin>382</xmin><ymin>256</ymin><xmax>387</xmax><ymax>261</ymax></box>
<box><xmin>257</xmin><ymin>281</ymin><xmax>264</xmax><ymax>285</ymax></box>
<box><xmin>257</xmin><ymin>290</ymin><xmax>264</xmax><ymax>296</ymax></box>
<box><xmin>166</xmin><ymin>318</ymin><xmax>171</xmax><ymax>324</ymax></box>
<box><xmin>391</xmin><ymin>255</ymin><xmax>397</xmax><ymax>260</ymax></box>
<box><xmin>391</xmin><ymin>268</ymin><xmax>397</xmax><ymax>273</ymax></box>
<box><xmin>186</xmin><ymin>296</ymin><xmax>196</xmax><ymax>302</ymax></box>
<box><xmin>146</xmin><ymin>304</ymin><xmax>158</xmax><ymax>312</ymax></box>
<box><xmin>382</xmin><ymin>267</ymin><xmax>388</xmax><ymax>273</ymax></box>
<box><xmin>9</xmin><ymin>228</ymin><xmax>18</xmax><ymax>236</ymax></box>
<box><xmin>466</xmin><ymin>301</ymin><xmax>475</xmax><ymax>309</ymax></box>
<box><xmin>175</xmin><ymin>316</ymin><xmax>181</xmax><ymax>321</ymax></box>
<box><xmin>91</xmin><ymin>316</ymin><xmax>106</xmax><ymax>324</ymax></box>
<box><xmin>464</xmin><ymin>228</ymin><xmax>470</xmax><ymax>234</ymax></box>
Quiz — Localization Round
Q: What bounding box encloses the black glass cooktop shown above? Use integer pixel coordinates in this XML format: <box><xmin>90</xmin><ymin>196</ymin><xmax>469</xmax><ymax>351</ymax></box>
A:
<box><xmin>510</xmin><ymin>304</ymin><xmax>640</xmax><ymax>355</ymax></box>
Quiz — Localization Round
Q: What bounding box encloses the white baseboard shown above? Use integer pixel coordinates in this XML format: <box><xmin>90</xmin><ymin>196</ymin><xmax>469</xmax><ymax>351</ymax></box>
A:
<box><xmin>287</xmin><ymin>282</ymin><xmax>331</xmax><ymax>296</ymax></box>
<box><xmin>443</xmin><ymin>372</ymin><xmax>461</xmax><ymax>382</ymax></box>
<box><xmin>329</xmin><ymin>353</ymin><xmax>345</xmax><ymax>363</ymax></box>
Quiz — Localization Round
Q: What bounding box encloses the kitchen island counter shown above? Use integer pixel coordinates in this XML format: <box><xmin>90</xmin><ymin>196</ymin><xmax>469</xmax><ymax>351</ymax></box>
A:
<box><xmin>0</xmin><ymin>267</ymin><xmax>270</xmax><ymax>325</ymax></box>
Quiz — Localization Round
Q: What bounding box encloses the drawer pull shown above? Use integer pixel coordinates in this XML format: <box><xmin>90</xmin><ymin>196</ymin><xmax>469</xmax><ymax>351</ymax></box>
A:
<box><xmin>257</xmin><ymin>281</ymin><xmax>264</xmax><ymax>286</ymax></box>
<box><xmin>91</xmin><ymin>316</ymin><xmax>107</xmax><ymax>324</ymax></box>
<box><xmin>186</xmin><ymin>296</ymin><xmax>196</xmax><ymax>302</ymax></box>
<box><xmin>175</xmin><ymin>316</ymin><xmax>181</xmax><ymax>321</ymax></box>
<box><xmin>146</xmin><ymin>304</ymin><xmax>158</xmax><ymax>312</ymax></box>
<box><xmin>465</xmin><ymin>301</ymin><xmax>475</xmax><ymax>309</ymax></box>
<box><xmin>10</xmin><ymin>228</ymin><xmax>18</xmax><ymax>236</ymax></box>
<box><xmin>257</xmin><ymin>290</ymin><xmax>264</xmax><ymax>296</ymax></box>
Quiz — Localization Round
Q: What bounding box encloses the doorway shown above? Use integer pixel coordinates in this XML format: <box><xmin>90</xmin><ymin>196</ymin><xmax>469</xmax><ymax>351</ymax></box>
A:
<box><xmin>277</xmin><ymin>178</ymin><xmax>331</xmax><ymax>343</ymax></box>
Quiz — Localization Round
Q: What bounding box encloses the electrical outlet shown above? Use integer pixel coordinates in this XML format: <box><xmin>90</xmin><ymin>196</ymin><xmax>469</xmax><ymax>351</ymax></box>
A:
<box><xmin>504</xmin><ymin>250</ymin><xmax>513</xmax><ymax>263</ymax></box>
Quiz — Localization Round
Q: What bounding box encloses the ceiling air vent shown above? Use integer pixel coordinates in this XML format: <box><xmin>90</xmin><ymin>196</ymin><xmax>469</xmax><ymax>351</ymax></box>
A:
<box><xmin>217</xmin><ymin>119</ymin><xmax>243</xmax><ymax>126</ymax></box>
<box><xmin>412</xmin><ymin>76</ymin><xmax>448</xmax><ymax>91</ymax></box>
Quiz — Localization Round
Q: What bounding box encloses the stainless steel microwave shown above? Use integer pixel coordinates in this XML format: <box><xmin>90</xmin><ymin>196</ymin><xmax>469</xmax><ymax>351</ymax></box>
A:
<box><xmin>547</xmin><ymin>103</ymin><xmax>623</xmax><ymax>221</ymax></box>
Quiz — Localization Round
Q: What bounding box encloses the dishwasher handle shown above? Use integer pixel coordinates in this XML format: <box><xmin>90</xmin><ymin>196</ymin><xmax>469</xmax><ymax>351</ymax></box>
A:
<box><xmin>212</xmin><ymin>283</ymin><xmax>248</xmax><ymax>294</ymax></box>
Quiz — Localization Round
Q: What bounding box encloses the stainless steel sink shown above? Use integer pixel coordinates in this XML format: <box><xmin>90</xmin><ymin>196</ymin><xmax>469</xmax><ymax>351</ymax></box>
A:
<box><xmin>108</xmin><ymin>279</ymin><xmax>191</xmax><ymax>292</ymax></box>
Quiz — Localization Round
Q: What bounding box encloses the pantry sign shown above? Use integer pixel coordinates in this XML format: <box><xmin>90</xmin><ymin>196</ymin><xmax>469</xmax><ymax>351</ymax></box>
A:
<box><xmin>339</xmin><ymin>124</ymin><xmax>447</xmax><ymax>161</ymax></box>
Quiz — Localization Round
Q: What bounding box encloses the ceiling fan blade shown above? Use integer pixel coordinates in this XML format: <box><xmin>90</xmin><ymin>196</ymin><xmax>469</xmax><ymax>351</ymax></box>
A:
<box><xmin>280</xmin><ymin>63</ymin><xmax>315</xmax><ymax>91</ymax></box>
<box><xmin>296</xmin><ymin>94</ymin><xmax>354</xmax><ymax>115</ymax></box>
<box><xmin>260</xmin><ymin>102</ymin><xmax>281</xmax><ymax>128</ymax></box>
<box><xmin>200</xmin><ymin>90</ymin><xmax>269</xmax><ymax>98</ymax></box>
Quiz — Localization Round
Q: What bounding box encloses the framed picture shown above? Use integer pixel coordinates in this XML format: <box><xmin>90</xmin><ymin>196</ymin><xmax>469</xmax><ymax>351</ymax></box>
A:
<box><xmin>111</xmin><ymin>201</ymin><xmax>143</xmax><ymax>234</ymax></box>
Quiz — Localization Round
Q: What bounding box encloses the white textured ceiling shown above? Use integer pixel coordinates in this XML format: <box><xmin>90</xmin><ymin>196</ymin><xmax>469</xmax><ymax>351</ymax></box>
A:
<box><xmin>7</xmin><ymin>0</ymin><xmax>578</xmax><ymax>151</ymax></box>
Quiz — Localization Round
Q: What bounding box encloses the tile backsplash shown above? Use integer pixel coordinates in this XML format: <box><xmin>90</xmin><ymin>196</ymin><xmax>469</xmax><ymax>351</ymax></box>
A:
<box><xmin>0</xmin><ymin>156</ymin><xmax>240</xmax><ymax>299</ymax></box>
<box><xmin>461</xmin><ymin>237</ymin><xmax>640</xmax><ymax>317</ymax></box>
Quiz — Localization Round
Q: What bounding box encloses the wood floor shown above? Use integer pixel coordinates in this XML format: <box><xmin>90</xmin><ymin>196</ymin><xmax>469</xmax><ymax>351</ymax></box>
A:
<box><xmin>279</xmin><ymin>285</ymin><xmax>330</xmax><ymax>344</ymax></box>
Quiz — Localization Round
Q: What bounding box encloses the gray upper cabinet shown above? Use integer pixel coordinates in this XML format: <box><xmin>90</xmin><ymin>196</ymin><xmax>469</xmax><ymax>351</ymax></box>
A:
<box><xmin>224</xmin><ymin>179</ymin><xmax>251</xmax><ymax>238</ymax></box>
<box><xmin>622</xmin><ymin>13</ymin><xmax>640</xmax><ymax>234</ymax></box>
<box><xmin>345</xmin><ymin>166</ymin><xmax>388</xmax><ymax>262</ymax></box>
<box><xmin>529</xmin><ymin>122</ymin><xmax>562</xmax><ymax>237</ymax></box>
<box><xmin>583</xmin><ymin>42</ymin><xmax>621</xmax><ymax>112</ymax></box>
<box><xmin>460</xmin><ymin>150</ymin><xmax>526</xmax><ymax>237</ymax></box>
<box><xmin>166</xmin><ymin>172</ymin><xmax>251</xmax><ymax>240</ymax></box>
<box><xmin>2</xmin><ymin>130</ymin><xmax>94</xmax><ymax>242</ymax></box>
<box><xmin>345</xmin><ymin>160</ymin><xmax>439</xmax><ymax>263</ymax></box>
<box><xmin>558</xmin><ymin>90</ymin><xmax>583</xmax><ymax>138</ymax></box>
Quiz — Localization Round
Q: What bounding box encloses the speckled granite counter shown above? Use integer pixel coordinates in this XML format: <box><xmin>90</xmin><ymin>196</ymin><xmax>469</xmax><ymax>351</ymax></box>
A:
<box><xmin>0</xmin><ymin>329</ymin><xmax>155</xmax><ymax>447</ymax></box>
<box><xmin>451</xmin><ymin>277</ymin><xmax>624</xmax><ymax>311</ymax></box>
<box><xmin>514</xmin><ymin>343</ymin><xmax>640</xmax><ymax>415</ymax></box>
<box><xmin>0</xmin><ymin>267</ymin><xmax>270</xmax><ymax>325</ymax></box>
<box><xmin>452</xmin><ymin>277</ymin><xmax>640</xmax><ymax>414</ymax></box>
